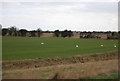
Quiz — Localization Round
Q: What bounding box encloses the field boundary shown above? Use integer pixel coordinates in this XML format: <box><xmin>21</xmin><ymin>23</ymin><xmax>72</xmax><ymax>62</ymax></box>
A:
<box><xmin>3</xmin><ymin>50</ymin><xmax>118</xmax><ymax>71</ymax></box>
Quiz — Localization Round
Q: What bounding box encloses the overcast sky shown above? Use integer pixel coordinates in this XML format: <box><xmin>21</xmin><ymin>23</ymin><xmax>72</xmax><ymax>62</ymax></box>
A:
<box><xmin>0</xmin><ymin>0</ymin><xmax>118</xmax><ymax>31</ymax></box>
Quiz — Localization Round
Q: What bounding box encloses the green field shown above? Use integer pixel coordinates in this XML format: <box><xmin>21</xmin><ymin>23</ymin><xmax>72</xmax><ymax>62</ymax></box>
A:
<box><xmin>3</xmin><ymin>37</ymin><xmax>118</xmax><ymax>60</ymax></box>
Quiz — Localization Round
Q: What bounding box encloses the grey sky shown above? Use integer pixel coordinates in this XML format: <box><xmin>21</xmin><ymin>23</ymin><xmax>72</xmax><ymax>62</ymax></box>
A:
<box><xmin>0</xmin><ymin>0</ymin><xmax>118</xmax><ymax>31</ymax></box>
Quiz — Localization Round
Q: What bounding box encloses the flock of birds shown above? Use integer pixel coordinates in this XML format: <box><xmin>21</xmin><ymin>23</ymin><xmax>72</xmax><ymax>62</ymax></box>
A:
<box><xmin>40</xmin><ymin>42</ymin><xmax>117</xmax><ymax>48</ymax></box>
<box><xmin>100</xmin><ymin>44</ymin><xmax>116</xmax><ymax>48</ymax></box>
<box><xmin>75</xmin><ymin>44</ymin><xmax>117</xmax><ymax>48</ymax></box>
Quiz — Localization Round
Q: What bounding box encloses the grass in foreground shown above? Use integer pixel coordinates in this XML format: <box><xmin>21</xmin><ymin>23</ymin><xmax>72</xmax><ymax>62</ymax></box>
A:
<box><xmin>3</xmin><ymin>59</ymin><xmax>118</xmax><ymax>79</ymax></box>
<box><xmin>86</xmin><ymin>72</ymin><xmax>118</xmax><ymax>79</ymax></box>
<box><xmin>3</xmin><ymin>37</ymin><xmax>118</xmax><ymax>60</ymax></box>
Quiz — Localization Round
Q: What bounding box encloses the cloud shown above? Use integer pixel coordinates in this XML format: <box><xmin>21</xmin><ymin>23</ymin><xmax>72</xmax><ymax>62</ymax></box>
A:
<box><xmin>1</xmin><ymin>0</ymin><xmax>119</xmax><ymax>2</ymax></box>
<box><xmin>2</xmin><ymin>2</ymin><xmax>117</xmax><ymax>15</ymax></box>
<box><xmin>1</xmin><ymin>2</ymin><xmax>118</xmax><ymax>31</ymax></box>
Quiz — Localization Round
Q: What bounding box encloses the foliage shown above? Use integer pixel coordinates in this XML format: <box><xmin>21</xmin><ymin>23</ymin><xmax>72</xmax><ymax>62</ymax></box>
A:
<box><xmin>19</xmin><ymin>29</ymin><xmax>28</xmax><ymax>37</ymax></box>
<box><xmin>54</xmin><ymin>30</ymin><xmax>60</xmax><ymax>37</ymax></box>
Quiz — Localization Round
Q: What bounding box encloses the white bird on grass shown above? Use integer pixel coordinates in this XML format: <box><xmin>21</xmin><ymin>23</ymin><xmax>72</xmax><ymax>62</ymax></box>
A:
<box><xmin>76</xmin><ymin>45</ymin><xmax>79</xmax><ymax>48</ymax></box>
<box><xmin>114</xmin><ymin>45</ymin><xmax>116</xmax><ymax>47</ymax></box>
<box><xmin>41</xmin><ymin>42</ymin><xmax>44</xmax><ymax>44</ymax></box>
<box><xmin>101</xmin><ymin>45</ymin><xmax>103</xmax><ymax>47</ymax></box>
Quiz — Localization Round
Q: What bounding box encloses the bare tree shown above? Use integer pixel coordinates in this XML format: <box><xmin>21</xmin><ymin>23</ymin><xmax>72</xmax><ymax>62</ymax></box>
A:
<box><xmin>8</xmin><ymin>26</ymin><xmax>18</xmax><ymax>36</ymax></box>
<box><xmin>37</xmin><ymin>28</ymin><xmax>42</xmax><ymax>37</ymax></box>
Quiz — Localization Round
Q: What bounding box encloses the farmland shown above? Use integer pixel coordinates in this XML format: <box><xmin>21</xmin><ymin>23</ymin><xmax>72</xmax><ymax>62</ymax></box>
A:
<box><xmin>3</xmin><ymin>37</ymin><xmax>118</xmax><ymax>60</ymax></box>
<box><xmin>2</xmin><ymin>37</ymin><xmax>119</xmax><ymax>79</ymax></box>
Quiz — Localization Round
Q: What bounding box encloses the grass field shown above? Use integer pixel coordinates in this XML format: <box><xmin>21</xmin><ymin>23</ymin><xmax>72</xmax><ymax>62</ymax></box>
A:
<box><xmin>3</xmin><ymin>37</ymin><xmax>118</xmax><ymax>60</ymax></box>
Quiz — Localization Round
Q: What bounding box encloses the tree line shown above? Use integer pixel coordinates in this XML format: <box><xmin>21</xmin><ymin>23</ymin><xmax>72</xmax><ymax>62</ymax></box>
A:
<box><xmin>2</xmin><ymin>26</ymin><xmax>119</xmax><ymax>39</ymax></box>
<box><xmin>54</xmin><ymin>30</ymin><xmax>73</xmax><ymax>37</ymax></box>
<box><xmin>2</xmin><ymin>26</ymin><xmax>42</xmax><ymax>37</ymax></box>
<box><xmin>2</xmin><ymin>26</ymin><xmax>73</xmax><ymax>38</ymax></box>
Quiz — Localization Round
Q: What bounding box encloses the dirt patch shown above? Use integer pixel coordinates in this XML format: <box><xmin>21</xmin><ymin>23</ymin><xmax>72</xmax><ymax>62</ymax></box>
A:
<box><xmin>3</xmin><ymin>51</ymin><xmax>118</xmax><ymax>71</ymax></box>
<box><xmin>3</xmin><ymin>59</ymin><xmax>118</xmax><ymax>79</ymax></box>
<box><xmin>52</xmin><ymin>59</ymin><xmax>118</xmax><ymax>79</ymax></box>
